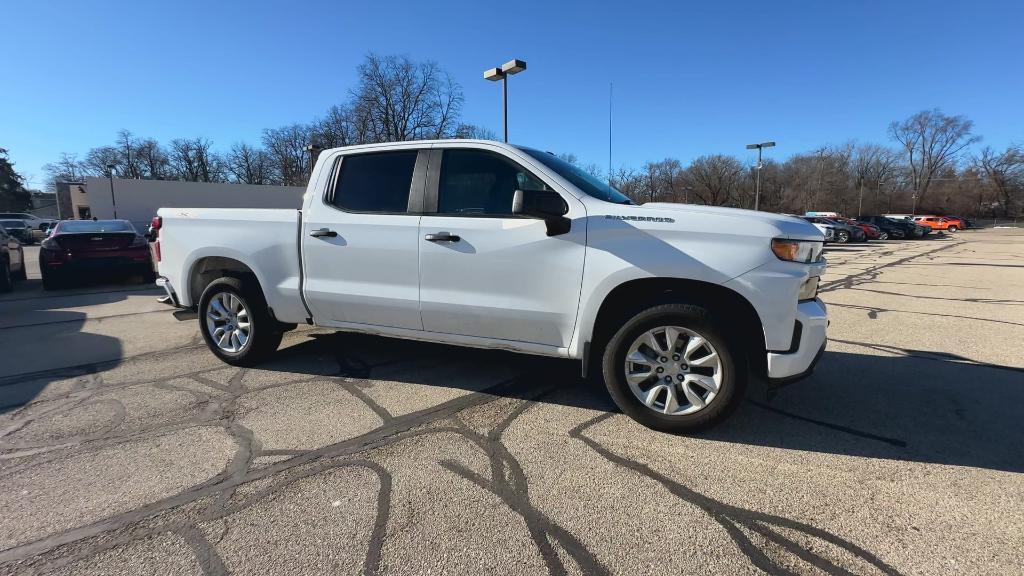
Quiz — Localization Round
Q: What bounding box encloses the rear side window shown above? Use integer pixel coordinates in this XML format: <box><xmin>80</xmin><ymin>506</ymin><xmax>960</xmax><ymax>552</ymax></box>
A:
<box><xmin>331</xmin><ymin>151</ymin><xmax>418</xmax><ymax>213</ymax></box>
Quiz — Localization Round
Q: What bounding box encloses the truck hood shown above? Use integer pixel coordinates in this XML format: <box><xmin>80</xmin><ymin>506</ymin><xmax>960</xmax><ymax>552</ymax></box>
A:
<box><xmin>632</xmin><ymin>202</ymin><xmax>824</xmax><ymax>241</ymax></box>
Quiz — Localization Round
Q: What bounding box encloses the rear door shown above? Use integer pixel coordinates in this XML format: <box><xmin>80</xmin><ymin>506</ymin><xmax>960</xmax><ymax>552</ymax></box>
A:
<box><xmin>301</xmin><ymin>148</ymin><xmax>427</xmax><ymax>330</ymax></box>
<box><xmin>417</xmin><ymin>146</ymin><xmax>586</xmax><ymax>348</ymax></box>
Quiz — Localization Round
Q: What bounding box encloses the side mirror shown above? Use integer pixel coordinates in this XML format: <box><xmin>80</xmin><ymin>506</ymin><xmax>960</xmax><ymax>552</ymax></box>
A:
<box><xmin>512</xmin><ymin>189</ymin><xmax>571</xmax><ymax>236</ymax></box>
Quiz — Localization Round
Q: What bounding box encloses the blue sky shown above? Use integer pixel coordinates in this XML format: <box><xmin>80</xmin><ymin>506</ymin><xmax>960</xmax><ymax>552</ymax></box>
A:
<box><xmin>2</xmin><ymin>0</ymin><xmax>1022</xmax><ymax>188</ymax></box>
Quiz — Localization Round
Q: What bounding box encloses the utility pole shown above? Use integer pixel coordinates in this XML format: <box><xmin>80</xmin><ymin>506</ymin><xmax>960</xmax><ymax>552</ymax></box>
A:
<box><xmin>858</xmin><ymin>177</ymin><xmax>865</xmax><ymax>217</ymax></box>
<box><xmin>106</xmin><ymin>164</ymin><xmax>118</xmax><ymax>219</ymax></box>
<box><xmin>608</xmin><ymin>82</ymin><xmax>613</xmax><ymax>186</ymax></box>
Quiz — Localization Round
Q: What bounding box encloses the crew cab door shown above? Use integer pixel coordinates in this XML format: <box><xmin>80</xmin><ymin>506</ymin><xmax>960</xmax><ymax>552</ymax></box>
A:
<box><xmin>417</xmin><ymin>146</ymin><xmax>586</xmax><ymax>348</ymax></box>
<box><xmin>301</xmin><ymin>148</ymin><xmax>427</xmax><ymax>330</ymax></box>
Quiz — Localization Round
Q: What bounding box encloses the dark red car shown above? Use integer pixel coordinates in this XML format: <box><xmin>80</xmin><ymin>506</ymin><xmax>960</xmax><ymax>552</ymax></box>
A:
<box><xmin>837</xmin><ymin>218</ymin><xmax>883</xmax><ymax>240</ymax></box>
<box><xmin>39</xmin><ymin>219</ymin><xmax>156</xmax><ymax>290</ymax></box>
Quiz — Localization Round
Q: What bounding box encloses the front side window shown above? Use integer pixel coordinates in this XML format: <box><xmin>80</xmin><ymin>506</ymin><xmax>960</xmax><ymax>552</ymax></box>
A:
<box><xmin>331</xmin><ymin>151</ymin><xmax>418</xmax><ymax>213</ymax></box>
<box><xmin>437</xmin><ymin>150</ymin><xmax>548</xmax><ymax>215</ymax></box>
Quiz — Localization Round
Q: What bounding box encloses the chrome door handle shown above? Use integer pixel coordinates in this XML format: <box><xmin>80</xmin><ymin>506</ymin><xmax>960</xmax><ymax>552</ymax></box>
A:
<box><xmin>310</xmin><ymin>228</ymin><xmax>337</xmax><ymax>238</ymax></box>
<box><xmin>424</xmin><ymin>232</ymin><xmax>460</xmax><ymax>242</ymax></box>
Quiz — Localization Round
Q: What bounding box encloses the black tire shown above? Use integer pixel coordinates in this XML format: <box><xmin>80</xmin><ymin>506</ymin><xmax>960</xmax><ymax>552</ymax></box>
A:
<box><xmin>0</xmin><ymin>259</ymin><xmax>11</xmax><ymax>293</ymax></box>
<box><xmin>41</xmin><ymin>270</ymin><xmax>62</xmax><ymax>290</ymax></box>
<box><xmin>836</xmin><ymin>230</ymin><xmax>850</xmax><ymax>243</ymax></box>
<box><xmin>947</xmin><ymin>225</ymin><xmax>957</xmax><ymax>233</ymax></box>
<box><xmin>141</xmin><ymin>269</ymin><xmax>157</xmax><ymax>284</ymax></box>
<box><xmin>198</xmin><ymin>277</ymin><xmax>283</xmax><ymax>366</ymax></box>
<box><xmin>13</xmin><ymin>254</ymin><xmax>27</xmax><ymax>281</ymax></box>
<box><xmin>878</xmin><ymin>232</ymin><xmax>888</xmax><ymax>240</ymax></box>
<box><xmin>601</xmin><ymin>303</ymin><xmax>746</xmax><ymax>433</ymax></box>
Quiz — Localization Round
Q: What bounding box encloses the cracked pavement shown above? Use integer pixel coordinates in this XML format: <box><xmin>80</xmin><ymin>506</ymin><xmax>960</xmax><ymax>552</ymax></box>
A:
<box><xmin>0</xmin><ymin>230</ymin><xmax>1022</xmax><ymax>575</ymax></box>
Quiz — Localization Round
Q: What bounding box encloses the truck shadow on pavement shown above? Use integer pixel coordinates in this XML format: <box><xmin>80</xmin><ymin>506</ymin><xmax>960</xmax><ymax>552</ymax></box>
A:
<box><xmin>259</xmin><ymin>331</ymin><xmax>1024</xmax><ymax>475</ymax></box>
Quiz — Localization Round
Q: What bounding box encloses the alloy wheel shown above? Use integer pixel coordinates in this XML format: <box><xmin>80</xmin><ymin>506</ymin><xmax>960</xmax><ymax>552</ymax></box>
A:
<box><xmin>205</xmin><ymin>292</ymin><xmax>252</xmax><ymax>353</ymax></box>
<box><xmin>623</xmin><ymin>326</ymin><xmax>723</xmax><ymax>416</ymax></box>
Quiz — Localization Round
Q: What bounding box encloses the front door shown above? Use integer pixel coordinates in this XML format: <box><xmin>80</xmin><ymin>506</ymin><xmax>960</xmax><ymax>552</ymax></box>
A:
<box><xmin>301</xmin><ymin>149</ymin><xmax>426</xmax><ymax>330</ymax></box>
<box><xmin>418</xmin><ymin>148</ymin><xmax>587</xmax><ymax>348</ymax></box>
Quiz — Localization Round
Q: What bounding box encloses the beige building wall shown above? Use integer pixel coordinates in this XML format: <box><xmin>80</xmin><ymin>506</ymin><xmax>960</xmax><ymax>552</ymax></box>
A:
<box><xmin>81</xmin><ymin>178</ymin><xmax>305</xmax><ymax>231</ymax></box>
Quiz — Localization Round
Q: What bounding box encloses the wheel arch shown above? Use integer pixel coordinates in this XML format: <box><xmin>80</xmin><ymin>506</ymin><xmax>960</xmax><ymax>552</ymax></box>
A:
<box><xmin>587</xmin><ymin>277</ymin><xmax>768</xmax><ymax>379</ymax></box>
<box><xmin>187</xmin><ymin>256</ymin><xmax>264</xmax><ymax>310</ymax></box>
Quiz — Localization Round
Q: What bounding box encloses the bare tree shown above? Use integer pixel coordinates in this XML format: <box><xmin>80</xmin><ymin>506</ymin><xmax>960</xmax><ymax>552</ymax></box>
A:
<box><xmin>226</xmin><ymin>143</ymin><xmax>272</xmax><ymax>185</ymax></box>
<box><xmin>889</xmin><ymin>109</ymin><xmax>981</xmax><ymax>209</ymax></box>
<box><xmin>169</xmin><ymin>138</ymin><xmax>223</xmax><ymax>182</ymax></box>
<box><xmin>852</xmin><ymin>144</ymin><xmax>901</xmax><ymax>215</ymax></box>
<box><xmin>686</xmin><ymin>155</ymin><xmax>744</xmax><ymax>206</ymax></box>
<box><xmin>454</xmin><ymin>124</ymin><xmax>497</xmax><ymax>140</ymax></box>
<box><xmin>262</xmin><ymin>124</ymin><xmax>313</xmax><ymax>186</ymax></box>
<box><xmin>135</xmin><ymin>138</ymin><xmax>170</xmax><ymax>179</ymax></box>
<box><xmin>975</xmin><ymin>145</ymin><xmax>1024</xmax><ymax>217</ymax></box>
<box><xmin>43</xmin><ymin>153</ymin><xmax>86</xmax><ymax>188</ymax></box>
<box><xmin>351</xmin><ymin>53</ymin><xmax>464</xmax><ymax>142</ymax></box>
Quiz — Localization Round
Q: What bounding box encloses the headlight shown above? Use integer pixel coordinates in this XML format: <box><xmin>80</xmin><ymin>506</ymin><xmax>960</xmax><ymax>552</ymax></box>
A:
<box><xmin>771</xmin><ymin>239</ymin><xmax>823</xmax><ymax>263</ymax></box>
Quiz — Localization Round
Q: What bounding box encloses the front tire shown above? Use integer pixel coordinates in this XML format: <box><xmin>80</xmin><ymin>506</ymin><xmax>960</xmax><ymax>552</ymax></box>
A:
<box><xmin>878</xmin><ymin>232</ymin><xmax>889</xmax><ymax>240</ymax></box>
<box><xmin>198</xmin><ymin>277</ymin><xmax>283</xmax><ymax>366</ymax></box>
<box><xmin>601</xmin><ymin>303</ymin><xmax>745</xmax><ymax>432</ymax></box>
<box><xmin>836</xmin><ymin>230</ymin><xmax>850</xmax><ymax>243</ymax></box>
<box><xmin>947</xmin><ymin>225</ymin><xmax>957</xmax><ymax>233</ymax></box>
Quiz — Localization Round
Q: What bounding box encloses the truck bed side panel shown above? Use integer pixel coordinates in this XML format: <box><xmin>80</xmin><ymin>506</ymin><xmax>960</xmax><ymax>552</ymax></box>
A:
<box><xmin>156</xmin><ymin>208</ymin><xmax>307</xmax><ymax>323</ymax></box>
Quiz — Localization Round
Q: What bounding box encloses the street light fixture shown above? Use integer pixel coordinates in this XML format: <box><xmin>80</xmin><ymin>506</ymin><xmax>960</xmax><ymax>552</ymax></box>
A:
<box><xmin>745</xmin><ymin>141</ymin><xmax>776</xmax><ymax>211</ymax></box>
<box><xmin>483</xmin><ymin>59</ymin><xmax>527</xmax><ymax>143</ymax></box>
<box><xmin>106</xmin><ymin>163</ymin><xmax>118</xmax><ymax>219</ymax></box>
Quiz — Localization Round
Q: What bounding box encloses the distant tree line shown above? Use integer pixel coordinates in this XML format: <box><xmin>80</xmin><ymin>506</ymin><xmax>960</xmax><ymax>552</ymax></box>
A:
<box><xmin>42</xmin><ymin>54</ymin><xmax>1022</xmax><ymax>218</ymax></box>
<box><xmin>43</xmin><ymin>53</ymin><xmax>493</xmax><ymax>189</ymax></box>
<box><xmin>0</xmin><ymin>148</ymin><xmax>32</xmax><ymax>211</ymax></box>
<box><xmin>596</xmin><ymin>110</ymin><xmax>1022</xmax><ymax>218</ymax></box>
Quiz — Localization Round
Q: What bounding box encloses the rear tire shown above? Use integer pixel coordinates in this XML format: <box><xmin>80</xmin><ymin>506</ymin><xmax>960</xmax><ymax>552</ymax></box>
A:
<box><xmin>836</xmin><ymin>230</ymin><xmax>850</xmax><ymax>243</ymax></box>
<box><xmin>198</xmin><ymin>277</ymin><xmax>283</xmax><ymax>366</ymax></box>
<box><xmin>41</xmin><ymin>270</ymin><xmax>61</xmax><ymax>290</ymax></box>
<box><xmin>947</xmin><ymin>225</ymin><xmax>957</xmax><ymax>233</ymax></box>
<box><xmin>13</xmin><ymin>258</ymin><xmax>27</xmax><ymax>281</ymax></box>
<box><xmin>601</xmin><ymin>303</ymin><xmax>745</xmax><ymax>433</ymax></box>
<box><xmin>878</xmin><ymin>232</ymin><xmax>888</xmax><ymax>240</ymax></box>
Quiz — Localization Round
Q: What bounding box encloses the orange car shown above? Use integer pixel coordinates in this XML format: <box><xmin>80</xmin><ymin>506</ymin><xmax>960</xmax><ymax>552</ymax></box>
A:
<box><xmin>913</xmin><ymin>216</ymin><xmax>959</xmax><ymax>232</ymax></box>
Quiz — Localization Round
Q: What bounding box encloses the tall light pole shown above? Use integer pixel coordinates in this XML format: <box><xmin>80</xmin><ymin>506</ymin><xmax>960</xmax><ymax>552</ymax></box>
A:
<box><xmin>106</xmin><ymin>163</ymin><xmax>118</xmax><ymax>219</ymax></box>
<box><xmin>483</xmin><ymin>59</ymin><xmax>526</xmax><ymax>142</ymax></box>
<box><xmin>746</xmin><ymin>141</ymin><xmax>775</xmax><ymax>211</ymax></box>
<box><xmin>305</xmin><ymin>143</ymin><xmax>323</xmax><ymax>178</ymax></box>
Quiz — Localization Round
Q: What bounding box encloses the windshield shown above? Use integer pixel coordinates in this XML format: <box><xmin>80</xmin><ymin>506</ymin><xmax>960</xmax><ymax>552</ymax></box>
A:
<box><xmin>58</xmin><ymin>220</ymin><xmax>135</xmax><ymax>233</ymax></box>
<box><xmin>518</xmin><ymin>147</ymin><xmax>633</xmax><ymax>205</ymax></box>
<box><xmin>0</xmin><ymin>220</ymin><xmax>27</xmax><ymax>229</ymax></box>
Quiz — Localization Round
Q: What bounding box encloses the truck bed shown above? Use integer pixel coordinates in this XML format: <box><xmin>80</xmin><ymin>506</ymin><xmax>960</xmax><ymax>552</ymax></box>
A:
<box><xmin>156</xmin><ymin>208</ymin><xmax>308</xmax><ymax>323</ymax></box>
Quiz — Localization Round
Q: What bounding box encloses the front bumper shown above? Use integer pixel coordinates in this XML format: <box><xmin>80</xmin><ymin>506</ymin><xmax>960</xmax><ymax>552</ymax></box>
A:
<box><xmin>766</xmin><ymin>298</ymin><xmax>828</xmax><ymax>383</ymax></box>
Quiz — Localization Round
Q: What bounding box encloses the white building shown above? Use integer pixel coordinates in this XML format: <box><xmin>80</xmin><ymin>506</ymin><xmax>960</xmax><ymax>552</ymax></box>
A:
<box><xmin>71</xmin><ymin>178</ymin><xmax>304</xmax><ymax>232</ymax></box>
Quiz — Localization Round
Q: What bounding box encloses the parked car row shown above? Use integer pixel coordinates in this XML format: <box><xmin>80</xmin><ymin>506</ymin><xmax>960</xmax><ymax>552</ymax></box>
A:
<box><xmin>0</xmin><ymin>218</ymin><xmax>156</xmax><ymax>292</ymax></box>
<box><xmin>791</xmin><ymin>212</ymin><xmax>972</xmax><ymax>243</ymax></box>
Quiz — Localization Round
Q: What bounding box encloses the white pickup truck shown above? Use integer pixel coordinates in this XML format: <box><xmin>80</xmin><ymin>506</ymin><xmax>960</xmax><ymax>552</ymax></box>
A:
<box><xmin>155</xmin><ymin>140</ymin><xmax>827</xmax><ymax>431</ymax></box>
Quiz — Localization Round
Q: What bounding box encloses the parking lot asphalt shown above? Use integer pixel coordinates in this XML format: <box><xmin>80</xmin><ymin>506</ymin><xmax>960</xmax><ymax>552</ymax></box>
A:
<box><xmin>1</xmin><ymin>230</ymin><xmax>1022</xmax><ymax>575</ymax></box>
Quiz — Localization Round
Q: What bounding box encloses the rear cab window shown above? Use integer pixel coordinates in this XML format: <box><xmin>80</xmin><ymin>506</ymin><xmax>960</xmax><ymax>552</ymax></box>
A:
<box><xmin>329</xmin><ymin>151</ymin><xmax>419</xmax><ymax>213</ymax></box>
